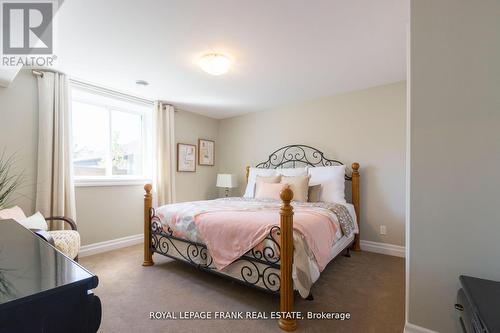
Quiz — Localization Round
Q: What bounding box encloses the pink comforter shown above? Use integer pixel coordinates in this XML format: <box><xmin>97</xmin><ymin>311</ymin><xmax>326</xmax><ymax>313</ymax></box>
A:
<box><xmin>195</xmin><ymin>209</ymin><xmax>338</xmax><ymax>270</ymax></box>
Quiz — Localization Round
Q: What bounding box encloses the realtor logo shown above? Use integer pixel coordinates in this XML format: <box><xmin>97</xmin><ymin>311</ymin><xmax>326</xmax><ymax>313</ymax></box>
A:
<box><xmin>2</xmin><ymin>2</ymin><xmax>53</xmax><ymax>54</ymax></box>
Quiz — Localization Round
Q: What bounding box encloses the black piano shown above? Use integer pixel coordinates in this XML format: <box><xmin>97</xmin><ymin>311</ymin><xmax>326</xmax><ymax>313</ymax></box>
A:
<box><xmin>0</xmin><ymin>219</ymin><xmax>101</xmax><ymax>332</ymax></box>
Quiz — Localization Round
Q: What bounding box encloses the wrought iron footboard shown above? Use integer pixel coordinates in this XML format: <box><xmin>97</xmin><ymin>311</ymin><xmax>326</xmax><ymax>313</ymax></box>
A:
<box><xmin>149</xmin><ymin>208</ymin><xmax>282</xmax><ymax>293</ymax></box>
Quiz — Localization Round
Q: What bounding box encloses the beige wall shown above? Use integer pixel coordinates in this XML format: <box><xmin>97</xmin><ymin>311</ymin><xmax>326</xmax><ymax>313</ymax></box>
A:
<box><xmin>218</xmin><ymin>82</ymin><xmax>406</xmax><ymax>246</ymax></box>
<box><xmin>174</xmin><ymin>110</ymin><xmax>219</xmax><ymax>203</ymax></box>
<box><xmin>408</xmin><ymin>0</ymin><xmax>500</xmax><ymax>331</ymax></box>
<box><xmin>0</xmin><ymin>70</ymin><xmax>219</xmax><ymax>245</ymax></box>
<box><xmin>75</xmin><ymin>185</ymin><xmax>144</xmax><ymax>245</ymax></box>
<box><xmin>0</xmin><ymin>69</ymin><xmax>38</xmax><ymax>214</ymax></box>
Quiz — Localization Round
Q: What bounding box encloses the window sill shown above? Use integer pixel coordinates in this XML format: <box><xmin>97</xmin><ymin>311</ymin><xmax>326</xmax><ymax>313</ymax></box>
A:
<box><xmin>74</xmin><ymin>178</ymin><xmax>152</xmax><ymax>187</ymax></box>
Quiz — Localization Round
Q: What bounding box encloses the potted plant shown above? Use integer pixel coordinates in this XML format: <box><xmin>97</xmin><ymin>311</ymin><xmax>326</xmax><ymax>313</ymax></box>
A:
<box><xmin>0</xmin><ymin>151</ymin><xmax>23</xmax><ymax>302</ymax></box>
<box><xmin>0</xmin><ymin>152</ymin><xmax>23</xmax><ymax>209</ymax></box>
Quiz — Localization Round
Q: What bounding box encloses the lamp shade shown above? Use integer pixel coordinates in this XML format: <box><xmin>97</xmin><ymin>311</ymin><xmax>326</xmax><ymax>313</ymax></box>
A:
<box><xmin>199</xmin><ymin>53</ymin><xmax>232</xmax><ymax>75</ymax></box>
<box><xmin>216</xmin><ymin>174</ymin><xmax>237</xmax><ymax>188</ymax></box>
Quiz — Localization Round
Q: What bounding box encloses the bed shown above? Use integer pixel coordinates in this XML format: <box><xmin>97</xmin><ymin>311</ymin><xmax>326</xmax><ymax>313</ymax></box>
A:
<box><xmin>142</xmin><ymin>145</ymin><xmax>360</xmax><ymax>331</ymax></box>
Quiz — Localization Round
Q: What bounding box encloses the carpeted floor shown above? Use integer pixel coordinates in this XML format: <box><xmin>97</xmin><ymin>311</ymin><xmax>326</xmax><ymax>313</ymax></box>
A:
<box><xmin>80</xmin><ymin>245</ymin><xmax>405</xmax><ymax>333</ymax></box>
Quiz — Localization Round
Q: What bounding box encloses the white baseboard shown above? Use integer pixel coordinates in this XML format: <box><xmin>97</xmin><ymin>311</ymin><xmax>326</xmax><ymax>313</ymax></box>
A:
<box><xmin>404</xmin><ymin>322</ymin><xmax>439</xmax><ymax>333</ymax></box>
<box><xmin>360</xmin><ymin>240</ymin><xmax>405</xmax><ymax>258</ymax></box>
<box><xmin>79</xmin><ymin>233</ymin><xmax>143</xmax><ymax>258</ymax></box>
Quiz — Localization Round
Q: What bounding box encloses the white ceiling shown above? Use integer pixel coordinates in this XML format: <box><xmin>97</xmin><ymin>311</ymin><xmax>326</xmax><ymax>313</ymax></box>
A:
<box><xmin>55</xmin><ymin>0</ymin><xmax>409</xmax><ymax>119</ymax></box>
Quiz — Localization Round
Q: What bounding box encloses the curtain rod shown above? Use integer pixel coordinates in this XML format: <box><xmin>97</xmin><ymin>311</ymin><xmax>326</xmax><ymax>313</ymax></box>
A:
<box><xmin>32</xmin><ymin>69</ymin><xmax>178</xmax><ymax>110</ymax></box>
<box><xmin>32</xmin><ymin>69</ymin><xmax>44</xmax><ymax>77</ymax></box>
<box><xmin>32</xmin><ymin>69</ymin><xmax>153</xmax><ymax>106</ymax></box>
<box><xmin>70</xmin><ymin>78</ymin><xmax>154</xmax><ymax>106</ymax></box>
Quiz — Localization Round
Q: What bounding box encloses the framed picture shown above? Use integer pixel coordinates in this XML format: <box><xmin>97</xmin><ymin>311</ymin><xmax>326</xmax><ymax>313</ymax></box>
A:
<box><xmin>198</xmin><ymin>139</ymin><xmax>215</xmax><ymax>166</ymax></box>
<box><xmin>177</xmin><ymin>143</ymin><xmax>196</xmax><ymax>172</ymax></box>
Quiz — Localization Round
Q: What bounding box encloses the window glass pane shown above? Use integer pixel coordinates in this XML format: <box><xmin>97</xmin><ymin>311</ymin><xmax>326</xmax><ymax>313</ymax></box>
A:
<box><xmin>110</xmin><ymin>110</ymin><xmax>143</xmax><ymax>176</ymax></box>
<box><xmin>72</xmin><ymin>101</ymin><xmax>109</xmax><ymax>176</ymax></box>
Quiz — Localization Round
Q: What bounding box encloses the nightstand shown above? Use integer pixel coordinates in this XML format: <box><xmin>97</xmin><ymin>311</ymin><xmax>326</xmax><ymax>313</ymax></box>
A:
<box><xmin>456</xmin><ymin>275</ymin><xmax>500</xmax><ymax>333</ymax></box>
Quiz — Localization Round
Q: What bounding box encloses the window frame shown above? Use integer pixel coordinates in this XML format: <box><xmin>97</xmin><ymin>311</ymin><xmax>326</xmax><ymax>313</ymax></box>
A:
<box><xmin>70</xmin><ymin>83</ymin><xmax>153</xmax><ymax>187</ymax></box>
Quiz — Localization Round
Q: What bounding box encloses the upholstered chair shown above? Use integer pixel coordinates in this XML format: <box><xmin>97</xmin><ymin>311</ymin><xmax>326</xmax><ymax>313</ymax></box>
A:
<box><xmin>0</xmin><ymin>206</ymin><xmax>81</xmax><ymax>261</ymax></box>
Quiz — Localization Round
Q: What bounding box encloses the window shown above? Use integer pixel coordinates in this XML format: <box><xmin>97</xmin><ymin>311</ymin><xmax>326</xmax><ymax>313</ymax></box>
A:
<box><xmin>71</xmin><ymin>84</ymin><xmax>152</xmax><ymax>186</ymax></box>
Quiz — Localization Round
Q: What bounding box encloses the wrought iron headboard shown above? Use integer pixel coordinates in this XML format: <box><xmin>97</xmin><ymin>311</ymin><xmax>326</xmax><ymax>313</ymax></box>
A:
<box><xmin>254</xmin><ymin>144</ymin><xmax>352</xmax><ymax>181</ymax></box>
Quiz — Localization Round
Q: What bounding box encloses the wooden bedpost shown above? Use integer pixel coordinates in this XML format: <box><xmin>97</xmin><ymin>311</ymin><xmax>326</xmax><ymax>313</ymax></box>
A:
<box><xmin>143</xmin><ymin>184</ymin><xmax>154</xmax><ymax>266</ymax></box>
<box><xmin>279</xmin><ymin>187</ymin><xmax>297</xmax><ymax>331</ymax></box>
<box><xmin>245</xmin><ymin>165</ymin><xmax>250</xmax><ymax>183</ymax></box>
<box><xmin>351</xmin><ymin>163</ymin><xmax>361</xmax><ymax>251</ymax></box>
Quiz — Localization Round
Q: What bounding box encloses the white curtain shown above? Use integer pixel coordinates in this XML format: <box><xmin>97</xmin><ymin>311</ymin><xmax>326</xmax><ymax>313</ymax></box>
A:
<box><xmin>153</xmin><ymin>102</ymin><xmax>176</xmax><ymax>206</ymax></box>
<box><xmin>35</xmin><ymin>71</ymin><xmax>76</xmax><ymax>229</ymax></box>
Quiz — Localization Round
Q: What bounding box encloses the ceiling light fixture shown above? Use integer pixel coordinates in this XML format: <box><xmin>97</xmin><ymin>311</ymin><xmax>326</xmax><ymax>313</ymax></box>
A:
<box><xmin>199</xmin><ymin>53</ymin><xmax>231</xmax><ymax>76</ymax></box>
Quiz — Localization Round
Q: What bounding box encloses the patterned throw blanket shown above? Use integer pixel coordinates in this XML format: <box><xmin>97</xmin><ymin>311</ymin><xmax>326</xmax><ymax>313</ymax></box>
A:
<box><xmin>156</xmin><ymin>198</ymin><xmax>355</xmax><ymax>270</ymax></box>
<box><xmin>301</xmin><ymin>201</ymin><xmax>355</xmax><ymax>236</ymax></box>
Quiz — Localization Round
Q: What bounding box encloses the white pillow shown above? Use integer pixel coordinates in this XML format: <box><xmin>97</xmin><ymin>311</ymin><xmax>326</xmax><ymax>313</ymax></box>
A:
<box><xmin>276</xmin><ymin>167</ymin><xmax>307</xmax><ymax>177</ymax></box>
<box><xmin>244</xmin><ymin>168</ymin><xmax>278</xmax><ymax>198</ymax></box>
<box><xmin>0</xmin><ymin>205</ymin><xmax>27</xmax><ymax>222</ymax></box>
<box><xmin>18</xmin><ymin>212</ymin><xmax>48</xmax><ymax>230</ymax></box>
<box><xmin>308</xmin><ymin>165</ymin><xmax>346</xmax><ymax>203</ymax></box>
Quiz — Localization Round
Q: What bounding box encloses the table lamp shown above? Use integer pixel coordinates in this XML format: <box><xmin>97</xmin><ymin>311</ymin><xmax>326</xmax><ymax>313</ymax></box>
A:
<box><xmin>216</xmin><ymin>174</ymin><xmax>238</xmax><ymax>197</ymax></box>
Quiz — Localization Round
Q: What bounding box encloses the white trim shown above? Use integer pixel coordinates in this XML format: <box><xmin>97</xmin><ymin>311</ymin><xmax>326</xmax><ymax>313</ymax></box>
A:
<box><xmin>74</xmin><ymin>178</ymin><xmax>151</xmax><ymax>187</ymax></box>
<box><xmin>79</xmin><ymin>233</ymin><xmax>143</xmax><ymax>257</ymax></box>
<box><xmin>404</xmin><ymin>322</ymin><xmax>439</xmax><ymax>333</ymax></box>
<box><xmin>405</xmin><ymin>20</ymin><xmax>412</xmax><ymax>325</ymax></box>
<box><xmin>360</xmin><ymin>240</ymin><xmax>405</xmax><ymax>258</ymax></box>
<box><xmin>70</xmin><ymin>78</ymin><xmax>154</xmax><ymax>106</ymax></box>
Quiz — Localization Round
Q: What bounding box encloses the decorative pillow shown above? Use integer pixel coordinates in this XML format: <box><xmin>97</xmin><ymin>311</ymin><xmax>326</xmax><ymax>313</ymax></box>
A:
<box><xmin>255</xmin><ymin>183</ymin><xmax>289</xmax><ymax>200</ymax></box>
<box><xmin>280</xmin><ymin>175</ymin><xmax>310</xmax><ymax>202</ymax></box>
<box><xmin>255</xmin><ymin>175</ymin><xmax>281</xmax><ymax>184</ymax></box>
<box><xmin>255</xmin><ymin>175</ymin><xmax>282</xmax><ymax>197</ymax></box>
<box><xmin>0</xmin><ymin>206</ymin><xmax>27</xmax><ymax>222</ymax></box>
<box><xmin>308</xmin><ymin>165</ymin><xmax>346</xmax><ymax>203</ymax></box>
<box><xmin>244</xmin><ymin>168</ymin><xmax>278</xmax><ymax>198</ymax></box>
<box><xmin>49</xmin><ymin>230</ymin><xmax>80</xmax><ymax>259</ymax></box>
<box><xmin>276</xmin><ymin>167</ymin><xmax>307</xmax><ymax>177</ymax></box>
<box><xmin>18</xmin><ymin>212</ymin><xmax>48</xmax><ymax>230</ymax></box>
<box><xmin>308</xmin><ymin>184</ymin><xmax>322</xmax><ymax>202</ymax></box>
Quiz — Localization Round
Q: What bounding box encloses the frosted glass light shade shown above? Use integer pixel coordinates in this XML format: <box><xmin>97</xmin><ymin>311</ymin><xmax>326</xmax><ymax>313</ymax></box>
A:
<box><xmin>199</xmin><ymin>53</ymin><xmax>231</xmax><ymax>75</ymax></box>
